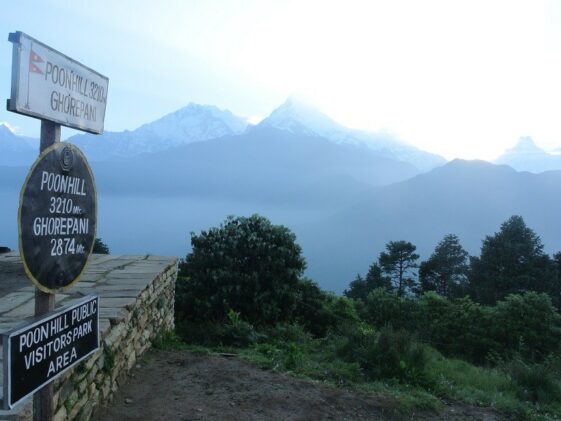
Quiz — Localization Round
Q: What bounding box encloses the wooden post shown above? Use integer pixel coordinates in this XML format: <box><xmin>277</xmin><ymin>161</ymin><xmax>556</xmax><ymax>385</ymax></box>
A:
<box><xmin>33</xmin><ymin>120</ymin><xmax>60</xmax><ymax>421</ymax></box>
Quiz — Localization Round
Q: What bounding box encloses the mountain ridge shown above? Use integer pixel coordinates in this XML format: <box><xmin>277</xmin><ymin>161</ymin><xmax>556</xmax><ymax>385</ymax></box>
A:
<box><xmin>65</xmin><ymin>103</ymin><xmax>249</xmax><ymax>161</ymax></box>
<box><xmin>0</xmin><ymin>99</ymin><xmax>447</xmax><ymax>172</ymax></box>
<box><xmin>259</xmin><ymin>97</ymin><xmax>446</xmax><ymax>171</ymax></box>
<box><xmin>495</xmin><ymin>136</ymin><xmax>561</xmax><ymax>173</ymax></box>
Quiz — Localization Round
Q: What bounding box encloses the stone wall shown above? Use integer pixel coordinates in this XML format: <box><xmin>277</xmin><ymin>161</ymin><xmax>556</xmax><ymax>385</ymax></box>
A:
<box><xmin>0</xmin><ymin>253</ymin><xmax>177</xmax><ymax>421</ymax></box>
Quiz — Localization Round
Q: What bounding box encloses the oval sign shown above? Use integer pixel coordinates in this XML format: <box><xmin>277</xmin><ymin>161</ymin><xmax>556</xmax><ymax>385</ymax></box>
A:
<box><xmin>18</xmin><ymin>143</ymin><xmax>97</xmax><ymax>292</ymax></box>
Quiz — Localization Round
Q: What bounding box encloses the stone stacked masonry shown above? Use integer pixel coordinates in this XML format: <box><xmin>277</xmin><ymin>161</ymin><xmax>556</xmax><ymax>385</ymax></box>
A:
<box><xmin>0</xmin><ymin>252</ymin><xmax>177</xmax><ymax>421</ymax></box>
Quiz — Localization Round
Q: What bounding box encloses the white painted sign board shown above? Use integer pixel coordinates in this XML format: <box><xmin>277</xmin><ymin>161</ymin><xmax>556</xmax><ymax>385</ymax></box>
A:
<box><xmin>7</xmin><ymin>31</ymin><xmax>109</xmax><ymax>134</ymax></box>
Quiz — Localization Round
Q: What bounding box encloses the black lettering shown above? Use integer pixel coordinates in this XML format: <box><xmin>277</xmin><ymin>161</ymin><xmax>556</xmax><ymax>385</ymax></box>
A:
<box><xmin>45</xmin><ymin>62</ymin><xmax>53</xmax><ymax>80</ymax></box>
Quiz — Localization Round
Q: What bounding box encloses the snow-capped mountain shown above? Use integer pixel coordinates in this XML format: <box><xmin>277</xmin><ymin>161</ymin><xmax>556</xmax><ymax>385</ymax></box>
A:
<box><xmin>262</xmin><ymin>97</ymin><xmax>358</xmax><ymax>143</ymax></box>
<box><xmin>2</xmin><ymin>99</ymin><xmax>445</xmax><ymax>172</ymax></box>
<box><xmin>259</xmin><ymin>97</ymin><xmax>446</xmax><ymax>171</ymax></box>
<box><xmin>133</xmin><ymin>103</ymin><xmax>248</xmax><ymax>149</ymax></box>
<box><xmin>0</xmin><ymin>124</ymin><xmax>38</xmax><ymax>166</ymax></box>
<box><xmin>0</xmin><ymin>124</ymin><xmax>37</xmax><ymax>151</ymax></box>
<box><xmin>66</xmin><ymin>103</ymin><xmax>248</xmax><ymax>160</ymax></box>
<box><xmin>495</xmin><ymin>137</ymin><xmax>561</xmax><ymax>173</ymax></box>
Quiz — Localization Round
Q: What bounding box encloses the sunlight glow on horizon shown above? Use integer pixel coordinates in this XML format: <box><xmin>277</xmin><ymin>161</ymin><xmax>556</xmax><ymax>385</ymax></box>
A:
<box><xmin>1</xmin><ymin>0</ymin><xmax>560</xmax><ymax>161</ymax></box>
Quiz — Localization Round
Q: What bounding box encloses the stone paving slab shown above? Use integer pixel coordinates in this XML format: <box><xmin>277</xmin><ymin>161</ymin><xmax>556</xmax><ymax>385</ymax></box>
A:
<box><xmin>0</xmin><ymin>292</ymin><xmax>34</xmax><ymax>314</ymax></box>
<box><xmin>92</xmin><ymin>284</ymin><xmax>147</xmax><ymax>292</ymax></box>
<box><xmin>96</xmin><ymin>290</ymin><xmax>140</xmax><ymax>298</ymax></box>
<box><xmin>0</xmin><ymin>251</ymin><xmax>177</xmax><ymax>408</ymax></box>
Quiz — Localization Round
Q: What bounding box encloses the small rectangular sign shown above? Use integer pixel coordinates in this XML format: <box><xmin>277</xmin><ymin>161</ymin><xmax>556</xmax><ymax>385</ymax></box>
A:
<box><xmin>7</xmin><ymin>31</ymin><xmax>108</xmax><ymax>134</ymax></box>
<box><xmin>2</xmin><ymin>295</ymin><xmax>99</xmax><ymax>409</ymax></box>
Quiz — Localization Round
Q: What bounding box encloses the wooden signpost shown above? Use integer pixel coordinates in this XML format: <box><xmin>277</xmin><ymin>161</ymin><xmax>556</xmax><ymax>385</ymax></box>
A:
<box><xmin>4</xmin><ymin>31</ymin><xmax>108</xmax><ymax>420</ymax></box>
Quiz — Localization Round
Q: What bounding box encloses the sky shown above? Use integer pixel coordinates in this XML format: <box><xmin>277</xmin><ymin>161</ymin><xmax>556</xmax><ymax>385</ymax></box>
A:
<box><xmin>1</xmin><ymin>0</ymin><xmax>560</xmax><ymax>160</ymax></box>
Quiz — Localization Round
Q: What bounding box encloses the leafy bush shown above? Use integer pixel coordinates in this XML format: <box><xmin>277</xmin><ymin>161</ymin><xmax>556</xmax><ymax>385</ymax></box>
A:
<box><xmin>265</xmin><ymin>323</ymin><xmax>312</xmax><ymax>344</ymax></box>
<box><xmin>503</xmin><ymin>357</ymin><xmax>561</xmax><ymax>405</ymax></box>
<box><xmin>491</xmin><ymin>292</ymin><xmax>561</xmax><ymax>361</ymax></box>
<box><xmin>175</xmin><ymin>310</ymin><xmax>262</xmax><ymax>347</ymax></box>
<box><xmin>362</xmin><ymin>288</ymin><xmax>419</xmax><ymax>331</ymax></box>
<box><xmin>416</xmin><ymin>292</ymin><xmax>561</xmax><ymax>364</ymax></box>
<box><xmin>370</xmin><ymin>327</ymin><xmax>431</xmax><ymax>386</ymax></box>
<box><xmin>417</xmin><ymin>293</ymin><xmax>496</xmax><ymax>363</ymax></box>
<box><xmin>337</xmin><ymin>325</ymin><xmax>431</xmax><ymax>386</ymax></box>
<box><xmin>93</xmin><ymin>238</ymin><xmax>110</xmax><ymax>254</ymax></box>
<box><xmin>291</xmin><ymin>278</ymin><xmax>334</xmax><ymax>336</ymax></box>
<box><xmin>220</xmin><ymin>310</ymin><xmax>263</xmax><ymax>347</ymax></box>
<box><xmin>177</xmin><ymin>215</ymin><xmax>306</xmax><ymax>326</ymax></box>
<box><xmin>335</xmin><ymin>321</ymin><xmax>377</xmax><ymax>370</ymax></box>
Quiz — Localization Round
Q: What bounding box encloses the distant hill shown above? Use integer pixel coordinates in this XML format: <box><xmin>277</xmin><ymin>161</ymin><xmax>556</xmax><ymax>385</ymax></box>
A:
<box><xmin>298</xmin><ymin>159</ymin><xmax>561</xmax><ymax>291</ymax></box>
<box><xmin>91</xmin><ymin>124</ymin><xmax>420</xmax><ymax>204</ymax></box>
<box><xmin>495</xmin><ymin>136</ymin><xmax>561</xmax><ymax>173</ymax></box>
<box><xmin>2</xmin><ymin>156</ymin><xmax>561</xmax><ymax>293</ymax></box>
<box><xmin>0</xmin><ymin>123</ymin><xmax>426</xmax><ymax>269</ymax></box>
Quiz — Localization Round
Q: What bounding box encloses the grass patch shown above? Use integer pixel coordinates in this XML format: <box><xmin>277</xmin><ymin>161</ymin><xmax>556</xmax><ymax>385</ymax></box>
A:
<box><xmin>359</xmin><ymin>381</ymin><xmax>442</xmax><ymax>415</ymax></box>
<box><xmin>427</xmin><ymin>349</ymin><xmax>524</xmax><ymax>412</ymax></box>
<box><xmin>426</xmin><ymin>348</ymin><xmax>561</xmax><ymax>420</ymax></box>
<box><xmin>152</xmin><ymin>330</ymin><xmax>188</xmax><ymax>351</ymax></box>
<box><xmin>170</xmin><ymin>322</ymin><xmax>561</xmax><ymax>420</ymax></box>
<box><xmin>236</xmin><ymin>335</ymin><xmax>442</xmax><ymax>416</ymax></box>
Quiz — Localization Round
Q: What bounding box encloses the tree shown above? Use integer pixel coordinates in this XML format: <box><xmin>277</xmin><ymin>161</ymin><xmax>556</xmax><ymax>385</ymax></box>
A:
<box><xmin>379</xmin><ymin>241</ymin><xmax>419</xmax><ymax>297</ymax></box>
<box><xmin>344</xmin><ymin>263</ymin><xmax>392</xmax><ymax>301</ymax></box>
<box><xmin>469</xmin><ymin>215</ymin><xmax>553</xmax><ymax>305</ymax></box>
<box><xmin>178</xmin><ymin>215</ymin><xmax>306</xmax><ymax>325</ymax></box>
<box><xmin>363</xmin><ymin>288</ymin><xmax>419</xmax><ymax>331</ymax></box>
<box><xmin>548</xmin><ymin>252</ymin><xmax>561</xmax><ymax>309</ymax></box>
<box><xmin>93</xmin><ymin>238</ymin><xmax>110</xmax><ymax>254</ymax></box>
<box><xmin>345</xmin><ymin>263</ymin><xmax>390</xmax><ymax>301</ymax></box>
<box><xmin>344</xmin><ymin>274</ymin><xmax>369</xmax><ymax>301</ymax></box>
<box><xmin>419</xmin><ymin>234</ymin><xmax>468</xmax><ymax>298</ymax></box>
<box><xmin>292</xmin><ymin>278</ymin><xmax>333</xmax><ymax>337</ymax></box>
<box><xmin>365</xmin><ymin>262</ymin><xmax>392</xmax><ymax>291</ymax></box>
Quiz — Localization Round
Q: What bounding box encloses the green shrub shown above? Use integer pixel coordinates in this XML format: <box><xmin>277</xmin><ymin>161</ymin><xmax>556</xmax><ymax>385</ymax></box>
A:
<box><xmin>265</xmin><ymin>322</ymin><xmax>312</xmax><ymax>344</ymax></box>
<box><xmin>491</xmin><ymin>292</ymin><xmax>561</xmax><ymax>361</ymax></box>
<box><xmin>93</xmin><ymin>238</ymin><xmax>110</xmax><ymax>254</ymax></box>
<box><xmin>323</xmin><ymin>294</ymin><xmax>360</xmax><ymax>334</ymax></box>
<box><xmin>220</xmin><ymin>310</ymin><xmax>263</xmax><ymax>347</ymax></box>
<box><xmin>176</xmin><ymin>311</ymin><xmax>262</xmax><ymax>348</ymax></box>
<box><xmin>417</xmin><ymin>293</ymin><xmax>496</xmax><ymax>363</ymax></box>
<box><xmin>337</xmin><ymin>325</ymin><xmax>431</xmax><ymax>386</ymax></box>
<box><xmin>335</xmin><ymin>321</ymin><xmax>377</xmax><ymax>369</ymax></box>
<box><xmin>152</xmin><ymin>331</ymin><xmax>185</xmax><ymax>350</ymax></box>
<box><xmin>292</xmin><ymin>278</ymin><xmax>334</xmax><ymax>337</ymax></box>
<box><xmin>503</xmin><ymin>358</ymin><xmax>561</xmax><ymax>405</ymax></box>
<box><xmin>177</xmin><ymin>215</ymin><xmax>306</xmax><ymax>326</ymax></box>
<box><xmin>284</xmin><ymin>342</ymin><xmax>305</xmax><ymax>370</ymax></box>
<box><xmin>370</xmin><ymin>327</ymin><xmax>431</xmax><ymax>386</ymax></box>
<box><xmin>363</xmin><ymin>288</ymin><xmax>419</xmax><ymax>331</ymax></box>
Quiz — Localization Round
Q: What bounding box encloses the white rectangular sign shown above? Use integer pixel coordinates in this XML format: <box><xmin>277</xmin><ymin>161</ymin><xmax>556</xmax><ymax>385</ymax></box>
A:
<box><xmin>7</xmin><ymin>31</ymin><xmax>109</xmax><ymax>134</ymax></box>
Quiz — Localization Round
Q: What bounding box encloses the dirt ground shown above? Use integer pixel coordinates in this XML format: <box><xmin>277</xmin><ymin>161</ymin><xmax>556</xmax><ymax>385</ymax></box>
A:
<box><xmin>93</xmin><ymin>349</ymin><xmax>501</xmax><ymax>421</ymax></box>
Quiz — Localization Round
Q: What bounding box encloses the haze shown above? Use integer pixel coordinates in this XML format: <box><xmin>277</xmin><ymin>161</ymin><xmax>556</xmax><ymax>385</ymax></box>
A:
<box><xmin>1</xmin><ymin>0</ymin><xmax>561</xmax><ymax>160</ymax></box>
